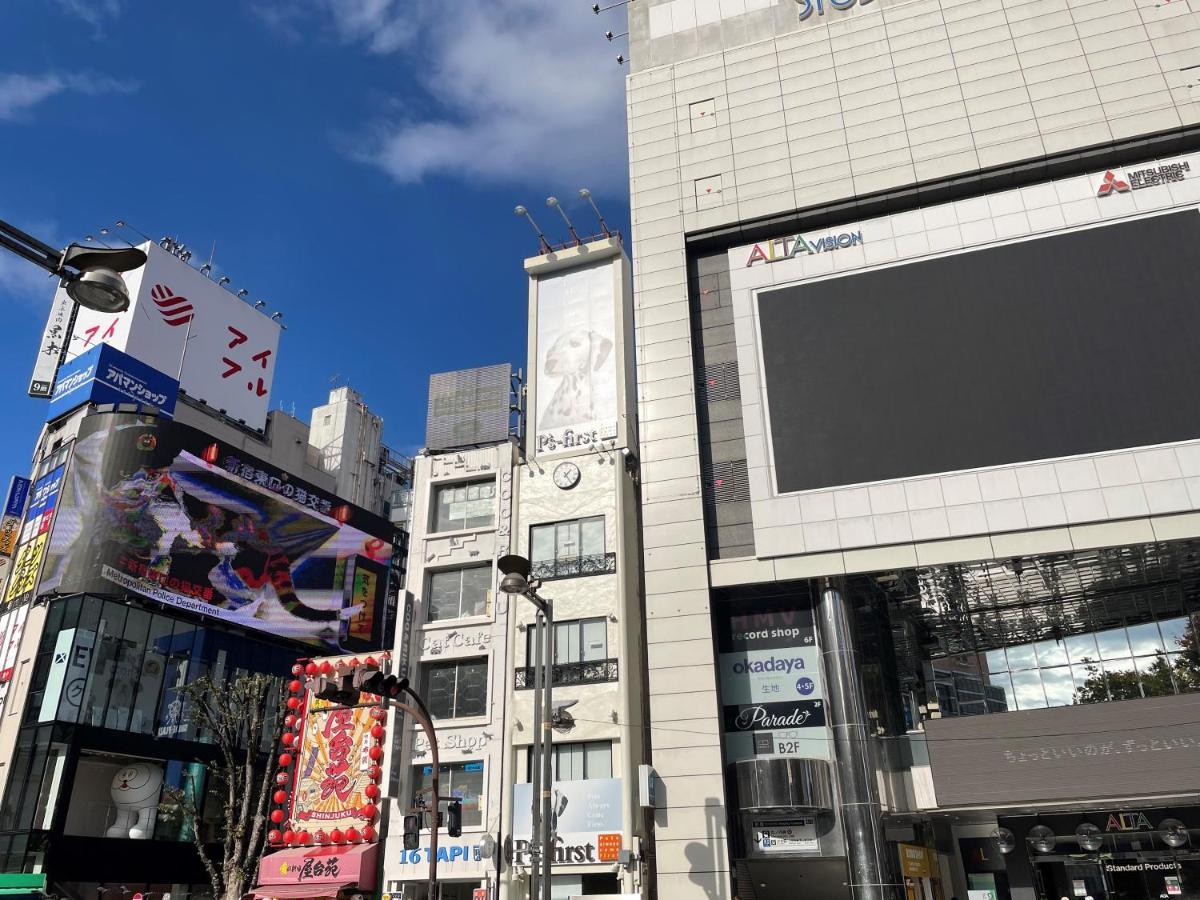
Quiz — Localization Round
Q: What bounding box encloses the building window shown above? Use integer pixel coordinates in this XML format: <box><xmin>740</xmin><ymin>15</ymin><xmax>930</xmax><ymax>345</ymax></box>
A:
<box><xmin>516</xmin><ymin>618</ymin><xmax>616</xmax><ymax>689</ymax></box>
<box><xmin>529</xmin><ymin>517</ymin><xmax>614</xmax><ymax>580</ymax></box>
<box><xmin>425</xmin><ymin>658</ymin><xmax>488</xmax><ymax>719</ymax></box>
<box><xmin>432</xmin><ymin>480</ymin><xmax>495</xmax><ymax>532</ymax></box>
<box><xmin>412</xmin><ymin>761</ymin><xmax>484</xmax><ymax>828</ymax></box>
<box><xmin>427</xmin><ymin>567</ymin><xmax>490</xmax><ymax>623</ymax></box>
<box><xmin>526</xmin><ymin>741</ymin><xmax>613</xmax><ymax>782</ymax></box>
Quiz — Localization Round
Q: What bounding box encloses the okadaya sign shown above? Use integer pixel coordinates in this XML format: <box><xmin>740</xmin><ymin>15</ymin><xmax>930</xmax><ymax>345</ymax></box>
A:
<box><xmin>510</xmin><ymin>778</ymin><xmax>623</xmax><ymax>865</ymax></box>
<box><xmin>49</xmin><ymin>343</ymin><xmax>179</xmax><ymax>420</ymax></box>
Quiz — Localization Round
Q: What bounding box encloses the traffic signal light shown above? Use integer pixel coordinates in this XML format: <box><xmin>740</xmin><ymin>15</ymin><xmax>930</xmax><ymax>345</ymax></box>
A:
<box><xmin>446</xmin><ymin>800</ymin><xmax>463</xmax><ymax>838</ymax></box>
<box><xmin>402</xmin><ymin>814</ymin><xmax>420</xmax><ymax>851</ymax></box>
<box><xmin>360</xmin><ymin>670</ymin><xmax>408</xmax><ymax>700</ymax></box>
<box><xmin>313</xmin><ymin>672</ymin><xmax>359</xmax><ymax>706</ymax></box>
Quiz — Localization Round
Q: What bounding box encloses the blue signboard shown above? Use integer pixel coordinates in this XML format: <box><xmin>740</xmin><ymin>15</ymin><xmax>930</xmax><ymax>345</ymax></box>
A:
<box><xmin>49</xmin><ymin>344</ymin><xmax>178</xmax><ymax>419</ymax></box>
<box><xmin>3</xmin><ymin>477</ymin><xmax>29</xmax><ymax>519</ymax></box>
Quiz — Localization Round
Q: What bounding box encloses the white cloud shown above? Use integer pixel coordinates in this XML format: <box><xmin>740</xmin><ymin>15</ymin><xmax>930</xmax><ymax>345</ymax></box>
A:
<box><xmin>0</xmin><ymin>72</ymin><xmax>138</xmax><ymax>121</ymax></box>
<box><xmin>53</xmin><ymin>0</ymin><xmax>124</xmax><ymax>33</ymax></box>
<box><xmin>270</xmin><ymin>0</ymin><xmax>629</xmax><ymax>189</ymax></box>
<box><xmin>0</xmin><ymin>250</ymin><xmax>61</xmax><ymax>310</ymax></box>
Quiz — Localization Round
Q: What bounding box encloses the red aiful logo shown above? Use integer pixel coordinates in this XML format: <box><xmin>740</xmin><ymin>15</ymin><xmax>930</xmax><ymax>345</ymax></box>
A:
<box><xmin>151</xmin><ymin>283</ymin><xmax>195</xmax><ymax>326</ymax></box>
<box><xmin>1097</xmin><ymin>170</ymin><xmax>1131</xmax><ymax>197</ymax></box>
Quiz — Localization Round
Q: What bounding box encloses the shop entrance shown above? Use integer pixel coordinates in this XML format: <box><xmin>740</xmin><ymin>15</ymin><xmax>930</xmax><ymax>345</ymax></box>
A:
<box><xmin>1033</xmin><ymin>855</ymin><xmax>1200</xmax><ymax>899</ymax></box>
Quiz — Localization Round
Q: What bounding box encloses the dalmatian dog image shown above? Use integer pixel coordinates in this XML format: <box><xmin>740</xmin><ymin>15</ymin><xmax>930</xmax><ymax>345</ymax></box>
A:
<box><xmin>539</xmin><ymin>329</ymin><xmax>614</xmax><ymax>430</ymax></box>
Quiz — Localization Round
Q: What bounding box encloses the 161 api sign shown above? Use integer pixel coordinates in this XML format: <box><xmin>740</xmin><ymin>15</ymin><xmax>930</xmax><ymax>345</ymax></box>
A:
<box><xmin>49</xmin><ymin>344</ymin><xmax>178</xmax><ymax>420</ymax></box>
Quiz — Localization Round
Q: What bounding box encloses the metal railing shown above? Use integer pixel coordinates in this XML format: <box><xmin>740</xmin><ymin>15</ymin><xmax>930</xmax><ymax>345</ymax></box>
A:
<box><xmin>514</xmin><ymin>658</ymin><xmax>619</xmax><ymax>690</ymax></box>
<box><xmin>530</xmin><ymin>552</ymin><xmax>617</xmax><ymax>582</ymax></box>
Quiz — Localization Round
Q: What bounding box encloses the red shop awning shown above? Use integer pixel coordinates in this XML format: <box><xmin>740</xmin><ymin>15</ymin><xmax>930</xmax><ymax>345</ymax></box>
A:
<box><xmin>252</xmin><ymin>882</ymin><xmax>351</xmax><ymax>900</ymax></box>
<box><xmin>256</xmin><ymin>843</ymin><xmax>379</xmax><ymax>893</ymax></box>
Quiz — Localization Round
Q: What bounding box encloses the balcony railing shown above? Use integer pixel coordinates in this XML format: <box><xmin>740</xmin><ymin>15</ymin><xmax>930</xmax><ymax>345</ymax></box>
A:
<box><xmin>514</xmin><ymin>658</ymin><xmax>619</xmax><ymax>690</ymax></box>
<box><xmin>530</xmin><ymin>552</ymin><xmax>617</xmax><ymax>582</ymax></box>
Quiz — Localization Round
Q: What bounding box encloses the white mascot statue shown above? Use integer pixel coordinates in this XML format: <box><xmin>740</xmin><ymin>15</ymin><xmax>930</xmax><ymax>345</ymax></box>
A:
<box><xmin>106</xmin><ymin>762</ymin><xmax>164</xmax><ymax>840</ymax></box>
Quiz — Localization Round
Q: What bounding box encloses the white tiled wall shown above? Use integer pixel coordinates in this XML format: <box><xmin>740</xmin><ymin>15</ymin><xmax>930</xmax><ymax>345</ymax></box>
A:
<box><xmin>726</xmin><ymin>151</ymin><xmax>1200</xmax><ymax>557</ymax></box>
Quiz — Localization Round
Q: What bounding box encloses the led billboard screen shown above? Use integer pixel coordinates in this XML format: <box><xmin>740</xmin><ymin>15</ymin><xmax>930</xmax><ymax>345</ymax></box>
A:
<box><xmin>759</xmin><ymin>210</ymin><xmax>1200</xmax><ymax>493</ymax></box>
<box><xmin>40</xmin><ymin>413</ymin><xmax>394</xmax><ymax>651</ymax></box>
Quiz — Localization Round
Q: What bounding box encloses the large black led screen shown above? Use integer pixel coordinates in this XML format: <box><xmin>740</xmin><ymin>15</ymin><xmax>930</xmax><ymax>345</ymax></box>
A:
<box><xmin>759</xmin><ymin>209</ymin><xmax>1200</xmax><ymax>494</ymax></box>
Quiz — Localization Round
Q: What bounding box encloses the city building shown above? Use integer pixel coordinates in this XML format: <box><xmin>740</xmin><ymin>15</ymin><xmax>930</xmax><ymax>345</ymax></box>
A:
<box><xmin>622</xmin><ymin>1</ymin><xmax>1200</xmax><ymax>899</ymax></box>
<box><xmin>0</xmin><ymin>240</ymin><xmax>404</xmax><ymax>900</ymax></box>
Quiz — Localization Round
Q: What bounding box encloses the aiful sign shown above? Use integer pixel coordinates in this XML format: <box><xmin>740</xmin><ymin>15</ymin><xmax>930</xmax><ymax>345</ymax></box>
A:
<box><xmin>746</xmin><ymin>231</ymin><xmax>864</xmax><ymax>267</ymax></box>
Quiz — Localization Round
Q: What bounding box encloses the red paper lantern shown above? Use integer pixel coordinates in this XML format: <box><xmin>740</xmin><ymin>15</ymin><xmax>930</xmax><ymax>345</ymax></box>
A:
<box><xmin>268</xmin><ymin>829</ymin><xmax>282</xmax><ymax>844</ymax></box>
<box><xmin>345</xmin><ymin>827</ymin><xmax>360</xmax><ymax>843</ymax></box>
<box><xmin>288</xmin><ymin>679</ymin><xmax>303</xmax><ymax>693</ymax></box>
<box><xmin>368</xmin><ymin>745</ymin><xmax>383</xmax><ymax>761</ymax></box>
<box><xmin>284</xmin><ymin>714</ymin><xmax>296</xmax><ymax>728</ymax></box>
<box><xmin>282</xmin><ymin>732</ymin><xmax>295</xmax><ymax>747</ymax></box>
<box><xmin>364</xmin><ymin>783</ymin><xmax>380</xmax><ymax>799</ymax></box>
<box><xmin>368</xmin><ymin>765</ymin><xmax>382</xmax><ymax>781</ymax></box>
<box><xmin>305</xmin><ymin>662</ymin><xmax>318</xmax><ymax>676</ymax></box>
<box><xmin>291</xmin><ymin>664</ymin><xmax>304</xmax><ymax>676</ymax></box>
<box><xmin>270</xmin><ymin>809</ymin><xmax>284</xmax><ymax>824</ymax></box>
<box><xmin>364</xmin><ymin>656</ymin><xmax>378</xmax><ymax>668</ymax></box>
<box><xmin>286</xmin><ymin>697</ymin><xmax>300</xmax><ymax>710</ymax></box>
<box><xmin>299</xmin><ymin>831</ymin><xmax>311</xmax><ymax>845</ymax></box>
<box><xmin>315</xmin><ymin>830</ymin><xmax>328</xmax><ymax>844</ymax></box>
<box><xmin>283</xmin><ymin>830</ymin><xmax>296</xmax><ymax>844</ymax></box>
<box><xmin>319</xmin><ymin>661</ymin><xmax>333</xmax><ymax>675</ymax></box>
<box><xmin>369</xmin><ymin>707</ymin><xmax>386</xmax><ymax>721</ymax></box>
<box><xmin>273</xmin><ymin>790</ymin><xmax>288</xmax><ymax>804</ymax></box>
<box><xmin>361</xmin><ymin>803</ymin><xmax>377</xmax><ymax>821</ymax></box>
<box><xmin>363</xmin><ymin>826</ymin><xmax>377</xmax><ymax>842</ymax></box>
<box><xmin>278</xmin><ymin>753</ymin><xmax>293</xmax><ymax>767</ymax></box>
<box><xmin>275</xmin><ymin>772</ymin><xmax>289</xmax><ymax>785</ymax></box>
<box><xmin>330</xmin><ymin>829</ymin><xmax>344</xmax><ymax>844</ymax></box>
<box><xmin>370</xmin><ymin>724</ymin><xmax>384</xmax><ymax>740</ymax></box>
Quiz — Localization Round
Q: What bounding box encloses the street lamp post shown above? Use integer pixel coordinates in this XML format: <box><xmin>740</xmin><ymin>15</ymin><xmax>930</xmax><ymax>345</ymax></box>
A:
<box><xmin>498</xmin><ymin>555</ymin><xmax>554</xmax><ymax>900</ymax></box>
<box><xmin>0</xmin><ymin>216</ymin><xmax>146</xmax><ymax>312</ymax></box>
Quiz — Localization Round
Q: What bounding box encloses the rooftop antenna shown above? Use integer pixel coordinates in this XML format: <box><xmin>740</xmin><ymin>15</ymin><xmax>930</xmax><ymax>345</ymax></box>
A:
<box><xmin>546</xmin><ymin>196</ymin><xmax>582</xmax><ymax>246</ymax></box>
<box><xmin>514</xmin><ymin>205</ymin><xmax>553</xmax><ymax>254</ymax></box>
<box><xmin>578</xmin><ymin>188</ymin><xmax>612</xmax><ymax>237</ymax></box>
<box><xmin>206</xmin><ymin>239</ymin><xmax>216</xmax><ymax>270</ymax></box>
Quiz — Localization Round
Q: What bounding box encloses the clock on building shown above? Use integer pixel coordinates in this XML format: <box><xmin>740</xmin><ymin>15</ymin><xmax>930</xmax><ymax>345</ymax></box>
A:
<box><xmin>553</xmin><ymin>461</ymin><xmax>581</xmax><ymax>490</ymax></box>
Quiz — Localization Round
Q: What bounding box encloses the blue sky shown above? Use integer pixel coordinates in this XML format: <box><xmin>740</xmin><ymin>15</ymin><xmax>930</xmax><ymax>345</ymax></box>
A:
<box><xmin>0</xmin><ymin>0</ymin><xmax>630</xmax><ymax>478</ymax></box>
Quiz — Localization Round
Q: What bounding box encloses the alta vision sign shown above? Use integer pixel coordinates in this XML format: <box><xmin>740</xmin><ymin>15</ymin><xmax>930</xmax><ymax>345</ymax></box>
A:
<box><xmin>746</xmin><ymin>231</ymin><xmax>864</xmax><ymax>267</ymax></box>
<box><xmin>795</xmin><ymin>0</ymin><xmax>873</xmax><ymax>20</ymax></box>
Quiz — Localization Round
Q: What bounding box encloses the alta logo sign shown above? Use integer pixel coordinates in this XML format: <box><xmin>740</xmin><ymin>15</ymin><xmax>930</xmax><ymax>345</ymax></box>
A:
<box><xmin>746</xmin><ymin>231</ymin><xmax>864</xmax><ymax>267</ymax></box>
<box><xmin>1097</xmin><ymin>161</ymin><xmax>1190</xmax><ymax>197</ymax></box>
<box><xmin>1105</xmin><ymin>812</ymin><xmax>1153</xmax><ymax>832</ymax></box>
<box><xmin>794</xmin><ymin>0</ymin><xmax>873</xmax><ymax>21</ymax></box>
<box><xmin>151</xmin><ymin>283</ymin><xmax>195</xmax><ymax>327</ymax></box>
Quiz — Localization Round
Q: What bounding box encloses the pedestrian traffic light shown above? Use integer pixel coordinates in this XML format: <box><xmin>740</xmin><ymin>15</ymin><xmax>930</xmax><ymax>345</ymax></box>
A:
<box><xmin>360</xmin><ymin>670</ymin><xmax>408</xmax><ymax>701</ymax></box>
<box><xmin>402</xmin><ymin>814</ymin><xmax>420</xmax><ymax>851</ymax></box>
<box><xmin>446</xmin><ymin>800</ymin><xmax>463</xmax><ymax>838</ymax></box>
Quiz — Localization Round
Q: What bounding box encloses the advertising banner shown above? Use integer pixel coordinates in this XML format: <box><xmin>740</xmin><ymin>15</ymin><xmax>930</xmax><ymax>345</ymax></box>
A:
<box><xmin>0</xmin><ymin>476</ymin><xmax>31</xmax><ymax>558</ymax></box>
<box><xmin>532</xmin><ymin>261</ymin><xmax>618</xmax><ymax>455</ymax></box>
<box><xmin>717</xmin><ymin>606</ymin><xmax>831</xmax><ymax>763</ymax></box>
<box><xmin>39</xmin><ymin>413</ymin><xmax>393</xmax><ymax>650</ymax></box>
<box><xmin>5</xmin><ymin>466</ymin><xmax>65</xmax><ymax>604</ymax></box>
<box><xmin>49</xmin><ymin>344</ymin><xmax>178</xmax><ymax>420</ymax></box>
<box><xmin>511</xmin><ymin>777</ymin><xmax>623</xmax><ymax>865</ymax></box>
<box><xmin>291</xmin><ymin>694</ymin><xmax>378</xmax><ymax>833</ymax></box>
<box><xmin>64</xmin><ymin>242</ymin><xmax>281</xmax><ymax>430</ymax></box>
<box><xmin>0</xmin><ymin>604</ymin><xmax>30</xmax><ymax>714</ymax></box>
<box><xmin>28</xmin><ymin>287</ymin><xmax>74</xmax><ymax>398</ymax></box>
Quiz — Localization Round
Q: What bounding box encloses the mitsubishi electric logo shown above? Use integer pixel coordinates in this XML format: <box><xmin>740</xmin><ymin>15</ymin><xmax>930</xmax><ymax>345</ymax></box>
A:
<box><xmin>1097</xmin><ymin>161</ymin><xmax>1190</xmax><ymax>197</ymax></box>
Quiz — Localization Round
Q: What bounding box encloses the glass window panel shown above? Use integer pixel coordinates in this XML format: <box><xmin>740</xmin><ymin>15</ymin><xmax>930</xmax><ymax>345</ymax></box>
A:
<box><xmin>556</xmin><ymin>522</ymin><xmax>579</xmax><ymax>563</ymax></box>
<box><xmin>1072</xmin><ymin>664</ymin><xmax>1105</xmax><ymax>703</ymax></box>
<box><xmin>581</xmin><ymin>518</ymin><xmax>605</xmax><ymax>558</ymax></box>
<box><xmin>1010</xmin><ymin>670</ymin><xmax>1047</xmax><ymax>710</ymax></box>
<box><xmin>133</xmin><ymin>616</ymin><xmax>172</xmax><ymax>735</ymax></box>
<box><xmin>81</xmin><ymin>603</ymin><xmax>127</xmax><ymax>728</ymax></box>
<box><xmin>460</xmin><ymin>567</ymin><xmax>490</xmax><ymax>618</ymax></box>
<box><xmin>1160</xmin><ymin>617</ymin><xmax>1190</xmax><ymax>653</ymax></box>
<box><xmin>1102</xmin><ymin>658</ymin><xmax>1141</xmax><ymax>700</ymax></box>
<box><xmin>1005</xmin><ymin>643</ymin><xmax>1037</xmax><ymax>671</ymax></box>
<box><xmin>107</xmin><ymin>609</ymin><xmax>150</xmax><ymax>731</ymax></box>
<box><xmin>1096</xmin><ymin>628</ymin><xmax>1132</xmax><ymax>660</ymax></box>
<box><xmin>585</xmin><ymin>742</ymin><xmax>612</xmax><ymax>779</ymax></box>
<box><xmin>433</xmin><ymin>480</ymin><xmax>495</xmax><ymax>532</ymax></box>
<box><xmin>1168</xmin><ymin>653</ymin><xmax>1200</xmax><ymax>694</ymax></box>
<box><xmin>531</xmin><ymin>526</ymin><xmax>554</xmax><ymax>565</ymax></box>
<box><xmin>557</xmin><ymin>744</ymin><xmax>583</xmax><ymax>781</ymax></box>
<box><xmin>428</xmin><ymin>570</ymin><xmax>463</xmax><ymax>623</ymax></box>
<box><xmin>1127</xmin><ymin>622</ymin><xmax>1165</xmax><ymax>657</ymax></box>
<box><xmin>455</xmin><ymin>660</ymin><xmax>488</xmax><ymax>717</ymax></box>
<box><xmin>426</xmin><ymin>663</ymin><xmax>458</xmax><ymax>719</ymax></box>
<box><xmin>984</xmin><ymin>649</ymin><xmax>1009</xmax><ymax>673</ymax></box>
<box><xmin>453</xmin><ymin>763</ymin><xmax>484</xmax><ymax>827</ymax></box>
<box><xmin>582</xmin><ymin>620</ymin><xmax>607</xmax><ymax>662</ymax></box>
<box><xmin>1136</xmin><ymin>654</ymin><xmax>1174</xmax><ymax>697</ymax></box>
<box><xmin>1033</xmin><ymin>639</ymin><xmax>1068</xmax><ymax>668</ymax></box>
<box><xmin>1041</xmin><ymin>666</ymin><xmax>1075</xmax><ymax>708</ymax></box>
<box><xmin>1065</xmin><ymin>633</ymin><xmax>1099</xmax><ymax>665</ymax></box>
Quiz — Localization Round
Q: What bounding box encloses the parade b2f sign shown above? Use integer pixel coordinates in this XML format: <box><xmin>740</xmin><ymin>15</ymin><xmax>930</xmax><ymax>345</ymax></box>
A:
<box><xmin>38</xmin><ymin>413</ymin><xmax>394</xmax><ymax>651</ymax></box>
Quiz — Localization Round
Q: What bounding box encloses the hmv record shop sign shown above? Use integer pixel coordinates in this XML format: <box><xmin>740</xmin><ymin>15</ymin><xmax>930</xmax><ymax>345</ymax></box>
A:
<box><xmin>717</xmin><ymin>606</ymin><xmax>830</xmax><ymax>763</ymax></box>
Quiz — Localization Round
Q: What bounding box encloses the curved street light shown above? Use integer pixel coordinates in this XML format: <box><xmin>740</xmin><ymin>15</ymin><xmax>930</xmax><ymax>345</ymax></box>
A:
<box><xmin>0</xmin><ymin>216</ymin><xmax>146</xmax><ymax>312</ymax></box>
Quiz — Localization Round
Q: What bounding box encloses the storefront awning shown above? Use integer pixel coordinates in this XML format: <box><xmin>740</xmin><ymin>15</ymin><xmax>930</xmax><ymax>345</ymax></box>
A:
<box><xmin>252</xmin><ymin>882</ymin><xmax>352</xmax><ymax>900</ymax></box>
<box><xmin>255</xmin><ymin>842</ymin><xmax>379</xmax><ymax>893</ymax></box>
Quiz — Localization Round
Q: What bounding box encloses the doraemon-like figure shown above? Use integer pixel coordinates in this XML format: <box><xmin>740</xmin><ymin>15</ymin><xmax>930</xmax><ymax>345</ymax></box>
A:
<box><xmin>106</xmin><ymin>762</ymin><xmax>163</xmax><ymax>840</ymax></box>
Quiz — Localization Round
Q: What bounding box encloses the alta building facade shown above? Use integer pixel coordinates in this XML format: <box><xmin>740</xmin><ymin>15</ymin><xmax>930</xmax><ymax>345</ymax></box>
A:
<box><xmin>622</xmin><ymin>1</ymin><xmax>1200</xmax><ymax>900</ymax></box>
